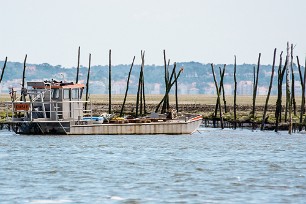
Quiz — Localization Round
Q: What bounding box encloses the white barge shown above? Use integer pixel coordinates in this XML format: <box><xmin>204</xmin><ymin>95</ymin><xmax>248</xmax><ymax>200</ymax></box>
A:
<box><xmin>5</xmin><ymin>81</ymin><xmax>202</xmax><ymax>135</ymax></box>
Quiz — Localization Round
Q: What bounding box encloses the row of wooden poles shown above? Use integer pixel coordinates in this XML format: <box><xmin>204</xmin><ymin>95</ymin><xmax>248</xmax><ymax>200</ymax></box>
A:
<box><xmin>74</xmin><ymin>48</ymin><xmax>183</xmax><ymax>117</ymax></box>
<box><xmin>212</xmin><ymin>42</ymin><xmax>306</xmax><ymax>134</ymax></box>
<box><xmin>0</xmin><ymin>48</ymin><xmax>182</xmax><ymax>117</ymax></box>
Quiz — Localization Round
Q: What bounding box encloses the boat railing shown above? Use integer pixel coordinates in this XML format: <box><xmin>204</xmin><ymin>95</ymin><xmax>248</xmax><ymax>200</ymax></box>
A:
<box><xmin>5</xmin><ymin>100</ymin><xmax>92</xmax><ymax>122</ymax></box>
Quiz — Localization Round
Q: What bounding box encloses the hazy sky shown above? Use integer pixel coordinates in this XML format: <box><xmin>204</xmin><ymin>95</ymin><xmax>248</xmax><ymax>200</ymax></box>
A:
<box><xmin>1</xmin><ymin>0</ymin><xmax>306</xmax><ymax>67</ymax></box>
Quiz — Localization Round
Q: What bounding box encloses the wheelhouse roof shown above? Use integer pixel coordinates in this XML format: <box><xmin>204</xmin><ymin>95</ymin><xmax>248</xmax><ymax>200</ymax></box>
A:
<box><xmin>27</xmin><ymin>81</ymin><xmax>85</xmax><ymax>89</ymax></box>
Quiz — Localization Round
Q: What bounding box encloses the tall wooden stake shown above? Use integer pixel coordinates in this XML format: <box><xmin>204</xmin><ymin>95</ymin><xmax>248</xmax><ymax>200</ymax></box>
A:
<box><xmin>139</xmin><ymin>73</ymin><xmax>143</xmax><ymax>115</ymax></box>
<box><xmin>135</xmin><ymin>56</ymin><xmax>141</xmax><ymax>117</ymax></box>
<box><xmin>161</xmin><ymin>62</ymin><xmax>177</xmax><ymax>114</ymax></box>
<box><xmin>290</xmin><ymin>44</ymin><xmax>297</xmax><ymax>116</ymax></box>
<box><xmin>165</xmin><ymin>59</ymin><xmax>171</xmax><ymax>111</ymax></box>
<box><xmin>108</xmin><ymin>49</ymin><xmax>112</xmax><ymax>114</ymax></box>
<box><xmin>285</xmin><ymin>42</ymin><xmax>292</xmax><ymax>134</ymax></box>
<box><xmin>21</xmin><ymin>54</ymin><xmax>27</xmax><ymax>102</ymax></box>
<box><xmin>136</xmin><ymin>51</ymin><xmax>145</xmax><ymax>117</ymax></box>
<box><xmin>211</xmin><ymin>64</ymin><xmax>224</xmax><ymax>129</ymax></box>
<box><xmin>141</xmin><ymin>53</ymin><xmax>147</xmax><ymax>115</ymax></box>
<box><xmin>174</xmin><ymin>69</ymin><xmax>179</xmax><ymax>113</ymax></box>
<box><xmin>120</xmin><ymin>56</ymin><xmax>135</xmax><ymax>117</ymax></box>
<box><xmin>220</xmin><ymin>65</ymin><xmax>227</xmax><ymax>113</ymax></box>
<box><xmin>214</xmin><ymin>66</ymin><xmax>225</xmax><ymax>117</ymax></box>
<box><xmin>155</xmin><ymin>67</ymin><xmax>182</xmax><ymax>113</ymax></box>
<box><xmin>304</xmin><ymin>57</ymin><xmax>306</xmax><ymax>126</ymax></box>
<box><xmin>139</xmin><ymin>54</ymin><xmax>144</xmax><ymax>115</ymax></box>
<box><xmin>162</xmin><ymin>50</ymin><xmax>170</xmax><ymax>113</ymax></box>
<box><xmin>275</xmin><ymin>52</ymin><xmax>285</xmax><ymax>132</ymax></box>
<box><xmin>85</xmin><ymin>53</ymin><xmax>91</xmax><ymax>110</ymax></box>
<box><xmin>285</xmin><ymin>47</ymin><xmax>290</xmax><ymax>122</ymax></box>
<box><xmin>253</xmin><ymin>66</ymin><xmax>256</xmax><ymax>90</ymax></box>
<box><xmin>252</xmin><ymin>53</ymin><xmax>261</xmax><ymax>128</ymax></box>
<box><xmin>261</xmin><ymin>48</ymin><xmax>276</xmax><ymax>130</ymax></box>
<box><xmin>233</xmin><ymin>56</ymin><xmax>237</xmax><ymax>129</ymax></box>
<box><xmin>297</xmin><ymin>56</ymin><xmax>305</xmax><ymax>131</ymax></box>
<box><xmin>76</xmin><ymin>46</ymin><xmax>80</xmax><ymax>84</ymax></box>
<box><xmin>0</xmin><ymin>57</ymin><xmax>8</xmax><ymax>83</ymax></box>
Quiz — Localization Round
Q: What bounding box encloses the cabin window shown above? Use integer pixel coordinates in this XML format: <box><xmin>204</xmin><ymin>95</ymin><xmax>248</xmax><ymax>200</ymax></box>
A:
<box><xmin>72</xmin><ymin>89</ymin><xmax>79</xmax><ymax>99</ymax></box>
<box><xmin>63</xmin><ymin>89</ymin><xmax>70</xmax><ymax>99</ymax></box>
<box><xmin>52</xmin><ymin>89</ymin><xmax>60</xmax><ymax>99</ymax></box>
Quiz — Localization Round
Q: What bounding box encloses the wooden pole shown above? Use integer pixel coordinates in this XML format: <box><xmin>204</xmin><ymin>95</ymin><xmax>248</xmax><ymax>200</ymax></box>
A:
<box><xmin>155</xmin><ymin>67</ymin><xmax>182</xmax><ymax>113</ymax></box>
<box><xmin>252</xmin><ymin>53</ymin><xmax>261</xmax><ymax>128</ymax></box>
<box><xmin>0</xmin><ymin>57</ymin><xmax>8</xmax><ymax>83</ymax></box>
<box><xmin>285</xmin><ymin>48</ymin><xmax>290</xmax><ymax>123</ymax></box>
<box><xmin>135</xmin><ymin>70</ymin><xmax>140</xmax><ymax>117</ymax></box>
<box><xmin>162</xmin><ymin>62</ymin><xmax>177</xmax><ymax>114</ymax></box>
<box><xmin>162</xmin><ymin>50</ymin><xmax>170</xmax><ymax>113</ymax></box>
<box><xmin>85</xmin><ymin>53</ymin><xmax>91</xmax><ymax>110</ymax></box>
<box><xmin>214</xmin><ymin>66</ymin><xmax>225</xmax><ymax>117</ymax></box>
<box><xmin>281</xmin><ymin>57</ymin><xmax>288</xmax><ymax>120</ymax></box>
<box><xmin>166</xmin><ymin>59</ymin><xmax>171</xmax><ymax>111</ymax></box>
<box><xmin>139</xmin><ymin>74</ymin><xmax>143</xmax><ymax>115</ymax></box>
<box><xmin>136</xmin><ymin>51</ymin><xmax>144</xmax><ymax>117</ymax></box>
<box><xmin>120</xmin><ymin>56</ymin><xmax>135</xmax><ymax>117</ymax></box>
<box><xmin>141</xmin><ymin>52</ymin><xmax>147</xmax><ymax>115</ymax></box>
<box><xmin>285</xmin><ymin>42</ymin><xmax>292</xmax><ymax>134</ymax></box>
<box><xmin>76</xmin><ymin>46</ymin><xmax>80</xmax><ymax>84</ymax></box>
<box><xmin>220</xmin><ymin>65</ymin><xmax>227</xmax><ymax>113</ymax></box>
<box><xmin>211</xmin><ymin>64</ymin><xmax>224</xmax><ymax>129</ymax></box>
<box><xmin>253</xmin><ymin>66</ymin><xmax>256</xmax><ymax>91</ymax></box>
<box><xmin>297</xmin><ymin>56</ymin><xmax>305</xmax><ymax>131</ymax></box>
<box><xmin>108</xmin><ymin>49</ymin><xmax>112</xmax><ymax>114</ymax></box>
<box><xmin>233</xmin><ymin>56</ymin><xmax>237</xmax><ymax>129</ymax></box>
<box><xmin>261</xmin><ymin>48</ymin><xmax>276</xmax><ymax>130</ymax></box>
<box><xmin>290</xmin><ymin>44</ymin><xmax>297</xmax><ymax>116</ymax></box>
<box><xmin>21</xmin><ymin>54</ymin><xmax>27</xmax><ymax>102</ymax></box>
<box><xmin>139</xmin><ymin>54</ymin><xmax>144</xmax><ymax>115</ymax></box>
<box><xmin>163</xmin><ymin>50</ymin><xmax>167</xmax><ymax>110</ymax></box>
<box><xmin>275</xmin><ymin>52</ymin><xmax>285</xmax><ymax>132</ymax></box>
<box><xmin>280</xmin><ymin>58</ymin><xmax>287</xmax><ymax>122</ymax></box>
<box><xmin>304</xmin><ymin>57</ymin><xmax>306</xmax><ymax>127</ymax></box>
<box><xmin>174</xmin><ymin>69</ymin><xmax>179</xmax><ymax>113</ymax></box>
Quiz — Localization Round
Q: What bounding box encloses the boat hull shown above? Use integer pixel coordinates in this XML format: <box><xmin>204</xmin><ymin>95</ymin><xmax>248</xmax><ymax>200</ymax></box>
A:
<box><xmin>8</xmin><ymin>116</ymin><xmax>202</xmax><ymax>135</ymax></box>
<box><xmin>69</xmin><ymin>119</ymin><xmax>202</xmax><ymax>135</ymax></box>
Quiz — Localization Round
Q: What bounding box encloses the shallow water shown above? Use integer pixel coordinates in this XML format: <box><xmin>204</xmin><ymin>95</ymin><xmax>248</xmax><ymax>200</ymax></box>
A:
<box><xmin>0</xmin><ymin>128</ymin><xmax>305</xmax><ymax>203</ymax></box>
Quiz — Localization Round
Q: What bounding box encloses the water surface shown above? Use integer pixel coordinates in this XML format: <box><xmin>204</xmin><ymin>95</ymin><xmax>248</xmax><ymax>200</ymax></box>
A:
<box><xmin>0</xmin><ymin>128</ymin><xmax>305</xmax><ymax>203</ymax></box>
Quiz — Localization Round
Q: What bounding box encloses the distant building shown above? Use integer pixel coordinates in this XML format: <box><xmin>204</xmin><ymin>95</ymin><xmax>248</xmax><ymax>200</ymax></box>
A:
<box><xmin>112</xmin><ymin>80</ymin><xmax>127</xmax><ymax>94</ymax></box>
<box><xmin>203</xmin><ymin>83</ymin><xmax>215</xmax><ymax>95</ymax></box>
<box><xmin>237</xmin><ymin>81</ymin><xmax>253</xmax><ymax>95</ymax></box>
<box><xmin>258</xmin><ymin>86</ymin><xmax>268</xmax><ymax>95</ymax></box>
<box><xmin>150</xmin><ymin>83</ymin><xmax>161</xmax><ymax>94</ymax></box>
<box><xmin>223</xmin><ymin>84</ymin><xmax>233</xmax><ymax>95</ymax></box>
<box><xmin>178</xmin><ymin>83</ymin><xmax>188</xmax><ymax>94</ymax></box>
<box><xmin>188</xmin><ymin>82</ymin><xmax>199</xmax><ymax>94</ymax></box>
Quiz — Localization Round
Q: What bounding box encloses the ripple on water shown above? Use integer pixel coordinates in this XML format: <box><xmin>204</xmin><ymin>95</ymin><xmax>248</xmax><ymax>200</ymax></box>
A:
<box><xmin>29</xmin><ymin>199</ymin><xmax>73</xmax><ymax>204</ymax></box>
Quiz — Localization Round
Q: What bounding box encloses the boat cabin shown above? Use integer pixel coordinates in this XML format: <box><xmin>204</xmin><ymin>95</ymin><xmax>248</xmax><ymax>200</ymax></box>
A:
<box><xmin>12</xmin><ymin>81</ymin><xmax>86</xmax><ymax>121</ymax></box>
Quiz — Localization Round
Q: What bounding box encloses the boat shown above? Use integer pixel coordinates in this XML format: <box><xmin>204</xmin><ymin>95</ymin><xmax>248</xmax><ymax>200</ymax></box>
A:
<box><xmin>4</xmin><ymin>80</ymin><xmax>202</xmax><ymax>135</ymax></box>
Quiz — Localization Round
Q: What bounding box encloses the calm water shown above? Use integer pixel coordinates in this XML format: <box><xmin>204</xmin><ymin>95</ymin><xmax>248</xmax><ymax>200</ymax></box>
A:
<box><xmin>0</xmin><ymin>128</ymin><xmax>305</xmax><ymax>204</ymax></box>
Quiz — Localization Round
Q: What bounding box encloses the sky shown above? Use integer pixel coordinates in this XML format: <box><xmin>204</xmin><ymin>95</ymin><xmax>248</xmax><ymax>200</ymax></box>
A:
<box><xmin>1</xmin><ymin>0</ymin><xmax>306</xmax><ymax>67</ymax></box>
